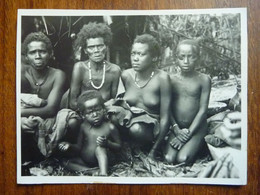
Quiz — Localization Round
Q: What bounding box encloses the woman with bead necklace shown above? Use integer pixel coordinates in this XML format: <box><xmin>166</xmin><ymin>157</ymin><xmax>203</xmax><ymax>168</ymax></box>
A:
<box><xmin>117</xmin><ymin>34</ymin><xmax>171</xmax><ymax>160</ymax></box>
<box><xmin>69</xmin><ymin>22</ymin><xmax>121</xmax><ymax>111</ymax></box>
<box><xmin>21</xmin><ymin>32</ymin><xmax>66</xmax><ymax>119</ymax></box>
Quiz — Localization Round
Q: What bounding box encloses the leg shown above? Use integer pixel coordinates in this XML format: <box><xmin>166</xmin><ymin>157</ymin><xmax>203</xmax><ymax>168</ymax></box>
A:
<box><xmin>95</xmin><ymin>146</ymin><xmax>108</xmax><ymax>176</ymax></box>
<box><xmin>129</xmin><ymin>123</ymin><xmax>154</xmax><ymax>146</ymax></box>
<box><xmin>21</xmin><ymin>131</ymin><xmax>44</xmax><ymax>163</ymax></box>
<box><xmin>63</xmin><ymin>157</ymin><xmax>90</xmax><ymax>172</ymax></box>
<box><xmin>63</xmin><ymin>118</ymin><xmax>81</xmax><ymax>143</ymax></box>
<box><xmin>164</xmin><ymin>133</ymin><xmax>179</xmax><ymax>164</ymax></box>
<box><xmin>176</xmin><ymin>128</ymin><xmax>207</xmax><ymax>164</ymax></box>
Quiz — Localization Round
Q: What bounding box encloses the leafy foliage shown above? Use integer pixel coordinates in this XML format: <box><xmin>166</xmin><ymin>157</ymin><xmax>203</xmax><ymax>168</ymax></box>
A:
<box><xmin>145</xmin><ymin>14</ymin><xmax>241</xmax><ymax>78</ymax></box>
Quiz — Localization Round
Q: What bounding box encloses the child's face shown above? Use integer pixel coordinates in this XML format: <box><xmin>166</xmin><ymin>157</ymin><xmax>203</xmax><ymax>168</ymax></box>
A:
<box><xmin>177</xmin><ymin>44</ymin><xmax>198</xmax><ymax>73</ymax></box>
<box><xmin>131</xmin><ymin>43</ymin><xmax>154</xmax><ymax>72</ymax></box>
<box><xmin>26</xmin><ymin>41</ymin><xmax>51</xmax><ymax>70</ymax></box>
<box><xmin>84</xmin><ymin>37</ymin><xmax>107</xmax><ymax>63</ymax></box>
<box><xmin>82</xmin><ymin>98</ymin><xmax>105</xmax><ymax>126</ymax></box>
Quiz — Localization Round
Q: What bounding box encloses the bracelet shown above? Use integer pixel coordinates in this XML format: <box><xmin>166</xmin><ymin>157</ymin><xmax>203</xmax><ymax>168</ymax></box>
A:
<box><xmin>172</xmin><ymin>124</ymin><xmax>178</xmax><ymax>128</ymax></box>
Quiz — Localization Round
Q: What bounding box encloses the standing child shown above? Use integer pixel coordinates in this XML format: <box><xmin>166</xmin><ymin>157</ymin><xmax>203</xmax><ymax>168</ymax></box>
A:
<box><xmin>58</xmin><ymin>90</ymin><xmax>121</xmax><ymax>176</ymax></box>
<box><xmin>164</xmin><ymin>39</ymin><xmax>211</xmax><ymax>164</ymax></box>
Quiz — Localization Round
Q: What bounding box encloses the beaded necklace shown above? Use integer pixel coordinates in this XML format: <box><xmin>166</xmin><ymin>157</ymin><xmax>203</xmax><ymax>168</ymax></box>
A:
<box><xmin>88</xmin><ymin>61</ymin><xmax>106</xmax><ymax>90</ymax></box>
<box><xmin>29</xmin><ymin>67</ymin><xmax>50</xmax><ymax>94</ymax></box>
<box><xmin>134</xmin><ymin>71</ymin><xmax>155</xmax><ymax>89</ymax></box>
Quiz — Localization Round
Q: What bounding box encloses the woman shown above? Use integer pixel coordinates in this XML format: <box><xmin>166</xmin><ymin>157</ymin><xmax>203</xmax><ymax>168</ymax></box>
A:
<box><xmin>68</xmin><ymin>22</ymin><xmax>121</xmax><ymax>110</ymax></box>
<box><xmin>111</xmin><ymin>34</ymin><xmax>171</xmax><ymax>160</ymax></box>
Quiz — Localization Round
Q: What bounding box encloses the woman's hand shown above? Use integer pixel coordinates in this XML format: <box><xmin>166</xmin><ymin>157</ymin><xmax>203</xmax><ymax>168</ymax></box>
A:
<box><xmin>170</xmin><ymin>137</ymin><xmax>184</xmax><ymax>150</ymax></box>
<box><xmin>58</xmin><ymin>142</ymin><xmax>70</xmax><ymax>152</ymax></box>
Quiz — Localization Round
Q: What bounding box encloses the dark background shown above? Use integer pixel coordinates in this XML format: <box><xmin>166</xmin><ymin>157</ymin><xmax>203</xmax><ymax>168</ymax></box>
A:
<box><xmin>1</xmin><ymin>0</ymin><xmax>259</xmax><ymax>194</ymax></box>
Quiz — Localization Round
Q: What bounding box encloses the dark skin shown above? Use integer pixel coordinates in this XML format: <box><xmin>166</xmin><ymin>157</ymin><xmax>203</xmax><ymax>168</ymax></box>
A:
<box><xmin>21</xmin><ymin>41</ymin><xmax>65</xmax><ymax>118</ymax></box>
<box><xmin>69</xmin><ymin>37</ymin><xmax>121</xmax><ymax>110</ymax></box>
<box><xmin>121</xmin><ymin>43</ymin><xmax>171</xmax><ymax>160</ymax></box>
<box><xmin>164</xmin><ymin>43</ymin><xmax>211</xmax><ymax>164</ymax></box>
<box><xmin>59</xmin><ymin>98</ymin><xmax>121</xmax><ymax>175</ymax></box>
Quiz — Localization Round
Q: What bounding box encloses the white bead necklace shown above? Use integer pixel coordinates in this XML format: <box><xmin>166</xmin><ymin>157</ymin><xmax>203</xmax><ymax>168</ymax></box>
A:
<box><xmin>134</xmin><ymin>71</ymin><xmax>155</xmax><ymax>89</ymax></box>
<box><xmin>88</xmin><ymin>61</ymin><xmax>106</xmax><ymax>90</ymax></box>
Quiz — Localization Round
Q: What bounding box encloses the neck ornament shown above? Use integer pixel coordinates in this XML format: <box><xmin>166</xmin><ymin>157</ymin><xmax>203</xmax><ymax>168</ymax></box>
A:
<box><xmin>88</xmin><ymin>61</ymin><xmax>106</xmax><ymax>90</ymax></box>
<box><xmin>134</xmin><ymin>71</ymin><xmax>154</xmax><ymax>89</ymax></box>
<box><xmin>29</xmin><ymin>67</ymin><xmax>49</xmax><ymax>94</ymax></box>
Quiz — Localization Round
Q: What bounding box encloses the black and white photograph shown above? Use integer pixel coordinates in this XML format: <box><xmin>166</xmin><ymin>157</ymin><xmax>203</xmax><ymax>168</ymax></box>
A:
<box><xmin>16</xmin><ymin>8</ymin><xmax>247</xmax><ymax>185</ymax></box>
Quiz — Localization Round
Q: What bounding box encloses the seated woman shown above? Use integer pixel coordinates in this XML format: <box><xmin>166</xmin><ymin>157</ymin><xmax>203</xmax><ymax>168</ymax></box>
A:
<box><xmin>20</xmin><ymin>32</ymin><xmax>66</xmax><ymax>162</ymax></box>
<box><xmin>67</xmin><ymin>22</ymin><xmax>121</xmax><ymax>110</ymax></box>
<box><xmin>21</xmin><ymin>32</ymin><xmax>66</xmax><ymax>119</ymax></box>
<box><xmin>108</xmin><ymin>34</ymin><xmax>171</xmax><ymax>160</ymax></box>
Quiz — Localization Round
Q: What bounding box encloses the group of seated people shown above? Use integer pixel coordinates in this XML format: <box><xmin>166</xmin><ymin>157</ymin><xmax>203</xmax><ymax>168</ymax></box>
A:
<box><xmin>20</xmin><ymin>22</ymin><xmax>212</xmax><ymax>176</ymax></box>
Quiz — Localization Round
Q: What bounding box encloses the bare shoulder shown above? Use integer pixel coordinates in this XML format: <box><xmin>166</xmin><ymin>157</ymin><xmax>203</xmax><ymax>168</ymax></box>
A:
<box><xmin>21</xmin><ymin>64</ymin><xmax>30</xmax><ymax>72</ymax></box>
<box><xmin>107</xmin><ymin>61</ymin><xmax>121</xmax><ymax>74</ymax></box>
<box><xmin>121</xmin><ymin>68</ymin><xmax>133</xmax><ymax>81</ymax></box>
<box><xmin>49</xmin><ymin>67</ymin><xmax>65</xmax><ymax>79</ymax></box>
<box><xmin>157</xmin><ymin>69</ymin><xmax>170</xmax><ymax>82</ymax></box>
<box><xmin>197</xmin><ymin>72</ymin><xmax>211</xmax><ymax>84</ymax></box>
<box><xmin>73</xmin><ymin>61</ymin><xmax>87</xmax><ymax>71</ymax></box>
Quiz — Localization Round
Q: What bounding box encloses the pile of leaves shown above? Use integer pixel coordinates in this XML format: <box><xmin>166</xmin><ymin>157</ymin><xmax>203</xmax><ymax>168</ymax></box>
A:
<box><xmin>24</xmin><ymin>143</ymin><xmax>211</xmax><ymax>177</ymax></box>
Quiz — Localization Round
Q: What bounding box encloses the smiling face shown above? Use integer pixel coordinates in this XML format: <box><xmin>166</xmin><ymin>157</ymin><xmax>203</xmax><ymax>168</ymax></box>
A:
<box><xmin>84</xmin><ymin>37</ymin><xmax>107</xmax><ymax>63</ymax></box>
<box><xmin>26</xmin><ymin>41</ymin><xmax>51</xmax><ymax>70</ymax></box>
<box><xmin>82</xmin><ymin>97</ymin><xmax>105</xmax><ymax>126</ymax></box>
<box><xmin>131</xmin><ymin>43</ymin><xmax>154</xmax><ymax>72</ymax></box>
<box><xmin>177</xmin><ymin>44</ymin><xmax>199</xmax><ymax>73</ymax></box>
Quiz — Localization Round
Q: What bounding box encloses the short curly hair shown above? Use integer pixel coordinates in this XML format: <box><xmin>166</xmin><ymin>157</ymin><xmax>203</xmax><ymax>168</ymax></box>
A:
<box><xmin>22</xmin><ymin>32</ymin><xmax>53</xmax><ymax>55</ymax></box>
<box><xmin>77</xmin><ymin>90</ymin><xmax>105</xmax><ymax>113</ymax></box>
<box><xmin>73</xmin><ymin>22</ymin><xmax>112</xmax><ymax>52</ymax></box>
<box><xmin>176</xmin><ymin>39</ymin><xmax>200</xmax><ymax>56</ymax></box>
<box><xmin>133</xmin><ymin>34</ymin><xmax>160</xmax><ymax>58</ymax></box>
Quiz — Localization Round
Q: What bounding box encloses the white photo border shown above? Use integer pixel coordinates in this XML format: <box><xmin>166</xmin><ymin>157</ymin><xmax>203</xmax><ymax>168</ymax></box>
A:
<box><xmin>16</xmin><ymin>8</ymin><xmax>248</xmax><ymax>185</ymax></box>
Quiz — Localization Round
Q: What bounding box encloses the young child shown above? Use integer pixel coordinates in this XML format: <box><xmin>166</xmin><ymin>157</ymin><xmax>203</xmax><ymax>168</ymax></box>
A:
<box><xmin>164</xmin><ymin>39</ymin><xmax>211</xmax><ymax>164</ymax></box>
<box><xmin>58</xmin><ymin>90</ymin><xmax>121</xmax><ymax>176</ymax></box>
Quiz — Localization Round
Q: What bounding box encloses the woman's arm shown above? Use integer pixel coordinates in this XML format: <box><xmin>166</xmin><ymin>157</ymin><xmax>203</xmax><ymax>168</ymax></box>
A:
<box><xmin>110</xmin><ymin>65</ymin><xmax>121</xmax><ymax>99</ymax></box>
<box><xmin>66</xmin><ymin>125</ymin><xmax>84</xmax><ymax>154</ymax></box>
<box><xmin>69</xmin><ymin>62</ymin><xmax>83</xmax><ymax>110</ymax></box>
<box><xmin>149</xmin><ymin>72</ymin><xmax>171</xmax><ymax>159</ymax></box>
<box><xmin>21</xmin><ymin>70</ymin><xmax>66</xmax><ymax>118</ymax></box>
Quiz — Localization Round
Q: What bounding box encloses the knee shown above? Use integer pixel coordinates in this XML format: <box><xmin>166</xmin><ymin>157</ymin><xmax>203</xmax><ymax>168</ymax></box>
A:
<box><xmin>164</xmin><ymin>153</ymin><xmax>176</xmax><ymax>164</ymax></box>
<box><xmin>176</xmin><ymin>153</ymin><xmax>190</xmax><ymax>164</ymax></box>
<box><xmin>129</xmin><ymin>123</ymin><xmax>143</xmax><ymax>136</ymax></box>
<box><xmin>68</xmin><ymin>118</ymin><xmax>80</xmax><ymax>130</ymax></box>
